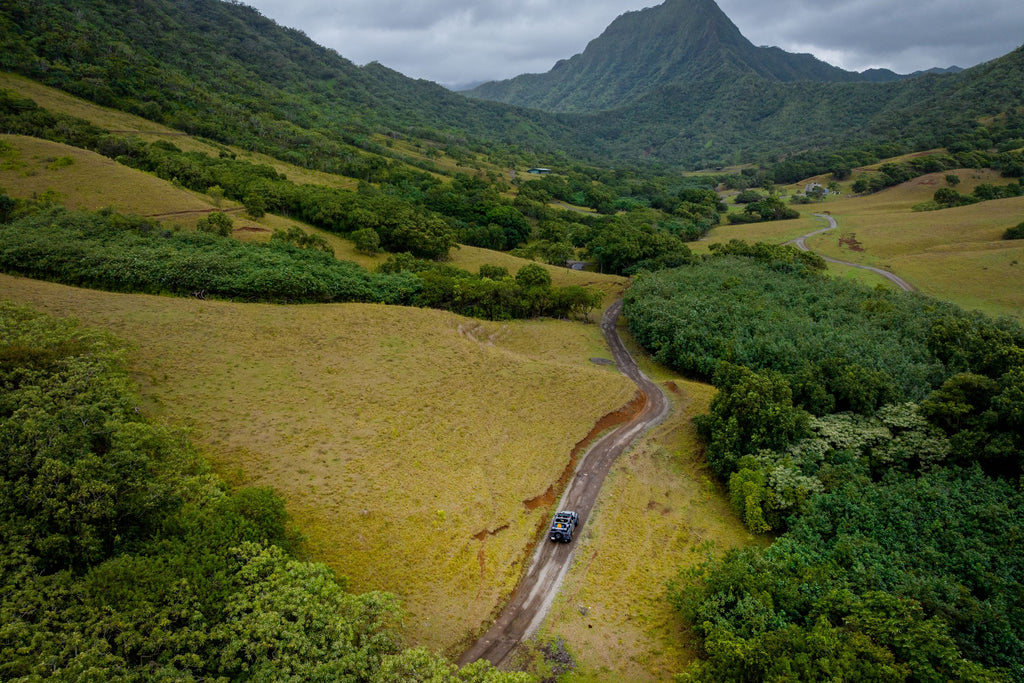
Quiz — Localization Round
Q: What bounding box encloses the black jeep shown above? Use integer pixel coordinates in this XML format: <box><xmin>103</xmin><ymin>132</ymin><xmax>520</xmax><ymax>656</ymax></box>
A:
<box><xmin>548</xmin><ymin>510</ymin><xmax>579</xmax><ymax>543</ymax></box>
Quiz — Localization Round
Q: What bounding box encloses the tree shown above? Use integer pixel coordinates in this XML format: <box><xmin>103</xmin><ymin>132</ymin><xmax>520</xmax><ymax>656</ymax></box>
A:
<box><xmin>696</xmin><ymin>362</ymin><xmax>810</xmax><ymax>478</ymax></box>
<box><xmin>1003</xmin><ymin>221</ymin><xmax>1024</xmax><ymax>240</ymax></box>
<box><xmin>352</xmin><ymin>227</ymin><xmax>382</xmax><ymax>254</ymax></box>
<box><xmin>196</xmin><ymin>211</ymin><xmax>233</xmax><ymax>236</ymax></box>
<box><xmin>515</xmin><ymin>263</ymin><xmax>552</xmax><ymax>289</ymax></box>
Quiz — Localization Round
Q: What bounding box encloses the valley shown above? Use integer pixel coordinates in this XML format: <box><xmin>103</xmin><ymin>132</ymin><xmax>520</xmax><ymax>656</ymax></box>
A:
<box><xmin>1</xmin><ymin>0</ymin><xmax>1023</xmax><ymax>681</ymax></box>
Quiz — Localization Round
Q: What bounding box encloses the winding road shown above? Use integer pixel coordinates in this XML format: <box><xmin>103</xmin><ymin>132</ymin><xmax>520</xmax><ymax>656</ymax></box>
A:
<box><xmin>458</xmin><ymin>299</ymin><xmax>671</xmax><ymax>667</ymax></box>
<box><xmin>787</xmin><ymin>214</ymin><xmax>915</xmax><ymax>292</ymax></box>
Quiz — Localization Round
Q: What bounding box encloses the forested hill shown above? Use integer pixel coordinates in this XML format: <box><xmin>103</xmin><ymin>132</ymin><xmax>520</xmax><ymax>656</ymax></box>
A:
<box><xmin>465</xmin><ymin>0</ymin><xmax>898</xmax><ymax>113</ymax></box>
<box><xmin>0</xmin><ymin>0</ymin><xmax>574</xmax><ymax>164</ymax></box>
<box><xmin>1</xmin><ymin>0</ymin><xmax>1023</xmax><ymax>169</ymax></box>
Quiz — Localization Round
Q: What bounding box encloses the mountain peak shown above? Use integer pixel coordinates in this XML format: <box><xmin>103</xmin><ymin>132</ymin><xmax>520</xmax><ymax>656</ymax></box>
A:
<box><xmin>466</xmin><ymin>0</ymin><xmax>863</xmax><ymax>112</ymax></box>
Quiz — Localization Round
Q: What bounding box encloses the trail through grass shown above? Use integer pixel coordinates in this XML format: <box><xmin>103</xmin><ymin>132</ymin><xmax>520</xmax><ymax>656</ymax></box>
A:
<box><xmin>540</xmin><ymin>375</ymin><xmax>760</xmax><ymax>681</ymax></box>
<box><xmin>701</xmin><ymin>169</ymin><xmax>1024</xmax><ymax>322</ymax></box>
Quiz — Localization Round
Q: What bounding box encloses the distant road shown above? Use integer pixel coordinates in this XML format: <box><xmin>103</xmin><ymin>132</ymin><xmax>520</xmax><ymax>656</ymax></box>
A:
<box><xmin>787</xmin><ymin>214</ymin><xmax>915</xmax><ymax>292</ymax></box>
<box><xmin>458</xmin><ymin>299</ymin><xmax>670</xmax><ymax>667</ymax></box>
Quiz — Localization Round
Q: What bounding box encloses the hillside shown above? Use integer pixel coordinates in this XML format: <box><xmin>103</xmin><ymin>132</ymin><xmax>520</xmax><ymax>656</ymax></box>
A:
<box><xmin>465</xmin><ymin>0</ymin><xmax>888</xmax><ymax>113</ymax></box>
<box><xmin>2</xmin><ymin>0</ymin><xmax>1023</xmax><ymax>170</ymax></box>
<box><xmin>0</xmin><ymin>0</ymin><xmax>576</xmax><ymax>166</ymax></box>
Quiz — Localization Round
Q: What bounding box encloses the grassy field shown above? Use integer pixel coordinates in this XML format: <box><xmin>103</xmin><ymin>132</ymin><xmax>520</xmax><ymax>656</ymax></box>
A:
<box><xmin>0</xmin><ymin>274</ymin><xmax>636</xmax><ymax>652</ymax></box>
<box><xmin>701</xmin><ymin>168</ymin><xmax>1024</xmax><ymax>322</ymax></box>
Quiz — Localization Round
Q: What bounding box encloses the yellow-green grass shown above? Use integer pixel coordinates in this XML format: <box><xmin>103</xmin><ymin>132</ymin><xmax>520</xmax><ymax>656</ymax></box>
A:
<box><xmin>0</xmin><ymin>132</ymin><xmax>629</xmax><ymax>306</ymax></box>
<box><xmin>0</xmin><ymin>274</ymin><xmax>636</xmax><ymax>653</ymax></box>
<box><xmin>1</xmin><ymin>134</ymin><xmax>219</xmax><ymax>218</ymax></box>
<box><xmin>698</xmin><ymin>169</ymin><xmax>1024</xmax><ymax>322</ymax></box>
<box><xmin>0</xmin><ymin>134</ymin><xmax>353</xmax><ymax>254</ymax></box>
<box><xmin>449</xmin><ymin>245</ymin><xmax>631</xmax><ymax>313</ymax></box>
<box><xmin>0</xmin><ymin>70</ymin><xmax>474</xmax><ymax>191</ymax></box>
<box><xmin>542</xmin><ymin>377</ymin><xmax>761</xmax><ymax>682</ymax></box>
<box><xmin>694</xmin><ymin>210</ymin><xmax>823</xmax><ymax>252</ymax></box>
<box><xmin>805</xmin><ymin>172</ymin><xmax>1024</xmax><ymax>320</ymax></box>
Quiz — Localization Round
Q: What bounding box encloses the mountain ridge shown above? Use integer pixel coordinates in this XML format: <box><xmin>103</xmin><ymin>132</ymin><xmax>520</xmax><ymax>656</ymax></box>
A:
<box><xmin>465</xmin><ymin>0</ymin><xmax>911</xmax><ymax>112</ymax></box>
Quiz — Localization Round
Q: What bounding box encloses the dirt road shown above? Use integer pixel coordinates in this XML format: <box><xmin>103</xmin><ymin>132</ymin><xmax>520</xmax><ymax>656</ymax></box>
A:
<box><xmin>458</xmin><ymin>299</ymin><xmax>671</xmax><ymax>667</ymax></box>
<box><xmin>788</xmin><ymin>214</ymin><xmax>915</xmax><ymax>292</ymax></box>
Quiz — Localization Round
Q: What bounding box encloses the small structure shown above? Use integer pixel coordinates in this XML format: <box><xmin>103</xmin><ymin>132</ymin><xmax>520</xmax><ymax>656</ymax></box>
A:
<box><xmin>527</xmin><ymin>167</ymin><xmax>552</xmax><ymax>175</ymax></box>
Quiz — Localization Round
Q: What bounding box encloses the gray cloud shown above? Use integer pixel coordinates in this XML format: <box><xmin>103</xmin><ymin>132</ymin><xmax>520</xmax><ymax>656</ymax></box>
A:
<box><xmin>244</xmin><ymin>0</ymin><xmax>1024</xmax><ymax>86</ymax></box>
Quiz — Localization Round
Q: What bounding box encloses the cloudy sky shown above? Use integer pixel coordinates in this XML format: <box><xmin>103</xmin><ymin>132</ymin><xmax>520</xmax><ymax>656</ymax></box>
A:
<box><xmin>243</xmin><ymin>0</ymin><xmax>1024</xmax><ymax>88</ymax></box>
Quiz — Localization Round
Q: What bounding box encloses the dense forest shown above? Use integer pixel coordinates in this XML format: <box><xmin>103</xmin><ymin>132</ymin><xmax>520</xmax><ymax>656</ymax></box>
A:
<box><xmin>624</xmin><ymin>246</ymin><xmax>1024</xmax><ymax>680</ymax></box>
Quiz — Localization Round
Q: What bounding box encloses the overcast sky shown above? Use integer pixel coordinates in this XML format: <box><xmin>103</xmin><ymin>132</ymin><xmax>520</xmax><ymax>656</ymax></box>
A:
<box><xmin>242</xmin><ymin>0</ymin><xmax>1024</xmax><ymax>88</ymax></box>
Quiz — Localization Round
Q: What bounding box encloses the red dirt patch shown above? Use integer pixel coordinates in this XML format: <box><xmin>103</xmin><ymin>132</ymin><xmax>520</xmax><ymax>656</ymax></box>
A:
<box><xmin>839</xmin><ymin>232</ymin><xmax>865</xmax><ymax>252</ymax></box>
<box><xmin>521</xmin><ymin>391</ymin><xmax>647</xmax><ymax>514</ymax></box>
<box><xmin>665</xmin><ymin>381</ymin><xmax>684</xmax><ymax>396</ymax></box>
<box><xmin>524</xmin><ymin>485</ymin><xmax>557</xmax><ymax>511</ymax></box>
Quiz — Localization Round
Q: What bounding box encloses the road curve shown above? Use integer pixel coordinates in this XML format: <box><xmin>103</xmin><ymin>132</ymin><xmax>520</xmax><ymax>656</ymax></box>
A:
<box><xmin>787</xmin><ymin>214</ymin><xmax>915</xmax><ymax>292</ymax></box>
<box><xmin>458</xmin><ymin>299</ymin><xmax>671</xmax><ymax>667</ymax></box>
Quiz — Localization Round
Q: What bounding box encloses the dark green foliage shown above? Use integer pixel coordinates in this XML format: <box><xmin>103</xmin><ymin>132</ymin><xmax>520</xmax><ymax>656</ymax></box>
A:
<box><xmin>195</xmin><ymin>210</ymin><xmax>233</xmax><ymax>236</ymax></box>
<box><xmin>695</xmin><ymin>362</ymin><xmax>811</xmax><ymax>479</ymax></box>
<box><xmin>378</xmin><ymin>254</ymin><xmax>600</xmax><ymax>321</ymax></box>
<box><xmin>733</xmin><ymin>189</ymin><xmax>764</xmax><ymax>204</ymax></box>
<box><xmin>584</xmin><ymin>210</ymin><xmax>697</xmax><ymax>275</ymax></box>
<box><xmin>727</xmin><ymin>195</ymin><xmax>800</xmax><ymax>223</ymax></box>
<box><xmin>115</xmin><ymin>141</ymin><xmax>458</xmax><ymax>260</ymax></box>
<box><xmin>674</xmin><ymin>468</ymin><xmax>1024</xmax><ymax>681</ymax></box>
<box><xmin>625</xmin><ymin>253</ymin><xmax>955</xmax><ymax>410</ymax></box>
<box><xmin>352</xmin><ymin>227</ymin><xmax>383</xmax><ymax>254</ymax></box>
<box><xmin>0</xmin><ymin>206</ymin><xmax>419</xmax><ymax>304</ymax></box>
<box><xmin>4</xmin><ymin>0</ymin><xmax>1024</xmax><ymax>170</ymax></box>
<box><xmin>1004</xmin><ymin>222</ymin><xmax>1024</xmax><ymax>240</ymax></box>
<box><xmin>514</xmin><ymin>263</ymin><xmax>552</xmax><ymax>289</ymax></box>
<box><xmin>640</xmin><ymin>249</ymin><xmax>1024</xmax><ymax>680</ymax></box>
<box><xmin>269</xmin><ymin>225</ymin><xmax>333</xmax><ymax>252</ymax></box>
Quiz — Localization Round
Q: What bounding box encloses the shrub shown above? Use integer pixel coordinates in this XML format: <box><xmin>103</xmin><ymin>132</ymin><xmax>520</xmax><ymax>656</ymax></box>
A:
<box><xmin>1004</xmin><ymin>221</ymin><xmax>1024</xmax><ymax>240</ymax></box>
<box><xmin>196</xmin><ymin>211</ymin><xmax>233</xmax><ymax>236</ymax></box>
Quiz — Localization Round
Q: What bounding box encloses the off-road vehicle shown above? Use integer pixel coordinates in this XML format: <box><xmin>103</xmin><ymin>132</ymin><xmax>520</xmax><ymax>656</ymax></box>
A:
<box><xmin>548</xmin><ymin>510</ymin><xmax>579</xmax><ymax>543</ymax></box>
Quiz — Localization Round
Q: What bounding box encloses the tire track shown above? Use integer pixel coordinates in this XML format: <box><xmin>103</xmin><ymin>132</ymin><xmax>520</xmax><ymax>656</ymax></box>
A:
<box><xmin>458</xmin><ymin>299</ymin><xmax>670</xmax><ymax>667</ymax></box>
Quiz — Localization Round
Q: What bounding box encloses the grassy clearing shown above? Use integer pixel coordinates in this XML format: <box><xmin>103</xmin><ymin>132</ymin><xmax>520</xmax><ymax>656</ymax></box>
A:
<box><xmin>0</xmin><ymin>71</ymin><xmax>223</xmax><ymax>156</ymax></box>
<box><xmin>700</xmin><ymin>167</ymin><xmax>1024</xmax><ymax>322</ymax></box>
<box><xmin>0</xmin><ymin>274</ymin><xmax>635</xmax><ymax>653</ymax></box>
<box><xmin>0</xmin><ymin>134</ymin><xmax>218</xmax><ymax>217</ymax></box>
<box><xmin>541</xmin><ymin>374</ymin><xmax>760</xmax><ymax>682</ymax></box>
<box><xmin>449</xmin><ymin>244</ymin><xmax>630</xmax><ymax>314</ymax></box>
<box><xmin>804</xmin><ymin>172</ymin><xmax>1024</xmax><ymax>320</ymax></box>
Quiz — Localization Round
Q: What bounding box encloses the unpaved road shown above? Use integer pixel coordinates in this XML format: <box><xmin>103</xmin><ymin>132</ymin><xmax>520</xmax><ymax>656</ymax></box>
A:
<box><xmin>787</xmin><ymin>213</ymin><xmax>915</xmax><ymax>292</ymax></box>
<box><xmin>458</xmin><ymin>299</ymin><xmax>670</xmax><ymax>667</ymax></box>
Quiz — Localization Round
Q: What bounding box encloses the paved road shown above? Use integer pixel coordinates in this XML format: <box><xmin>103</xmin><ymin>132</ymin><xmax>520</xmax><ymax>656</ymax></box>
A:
<box><xmin>787</xmin><ymin>213</ymin><xmax>915</xmax><ymax>292</ymax></box>
<box><xmin>458</xmin><ymin>299</ymin><xmax>671</xmax><ymax>667</ymax></box>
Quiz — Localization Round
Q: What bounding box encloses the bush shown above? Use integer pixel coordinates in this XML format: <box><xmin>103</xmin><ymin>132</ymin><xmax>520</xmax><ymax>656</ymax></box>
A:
<box><xmin>347</xmin><ymin>227</ymin><xmax>379</xmax><ymax>254</ymax></box>
<box><xmin>196</xmin><ymin>211</ymin><xmax>233</xmax><ymax>236</ymax></box>
<box><xmin>1004</xmin><ymin>221</ymin><xmax>1024</xmax><ymax>240</ymax></box>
